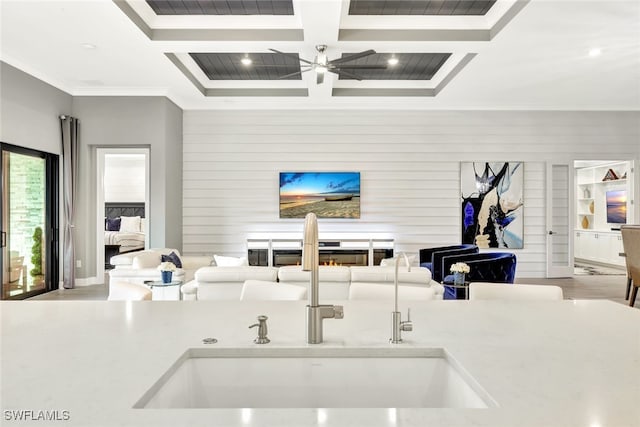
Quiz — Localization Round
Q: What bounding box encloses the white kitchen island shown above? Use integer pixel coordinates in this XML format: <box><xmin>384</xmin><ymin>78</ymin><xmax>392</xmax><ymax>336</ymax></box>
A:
<box><xmin>1</xmin><ymin>299</ymin><xmax>639</xmax><ymax>426</ymax></box>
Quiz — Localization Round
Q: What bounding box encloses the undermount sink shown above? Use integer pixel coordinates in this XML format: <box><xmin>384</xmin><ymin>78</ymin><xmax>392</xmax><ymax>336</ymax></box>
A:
<box><xmin>134</xmin><ymin>347</ymin><xmax>496</xmax><ymax>409</ymax></box>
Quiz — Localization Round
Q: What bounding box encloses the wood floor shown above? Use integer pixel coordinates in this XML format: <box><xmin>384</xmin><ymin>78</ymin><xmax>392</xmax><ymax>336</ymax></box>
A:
<box><xmin>27</xmin><ymin>267</ymin><xmax>638</xmax><ymax>309</ymax></box>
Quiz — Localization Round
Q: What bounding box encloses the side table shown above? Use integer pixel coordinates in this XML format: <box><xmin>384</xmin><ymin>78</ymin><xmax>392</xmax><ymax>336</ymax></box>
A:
<box><xmin>144</xmin><ymin>280</ymin><xmax>183</xmax><ymax>301</ymax></box>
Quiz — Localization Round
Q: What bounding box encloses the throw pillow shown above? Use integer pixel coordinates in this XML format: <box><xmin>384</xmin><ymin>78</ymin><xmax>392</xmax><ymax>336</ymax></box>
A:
<box><xmin>380</xmin><ymin>254</ymin><xmax>416</xmax><ymax>267</ymax></box>
<box><xmin>214</xmin><ymin>254</ymin><xmax>249</xmax><ymax>267</ymax></box>
<box><xmin>106</xmin><ymin>217</ymin><xmax>121</xmax><ymax>231</ymax></box>
<box><xmin>120</xmin><ymin>216</ymin><xmax>141</xmax><ymax>233</ymax></box>
<box><xmin>161</xmin><ymin>251</ymin><xmax>182</xmax><ymax>269</ymax></box>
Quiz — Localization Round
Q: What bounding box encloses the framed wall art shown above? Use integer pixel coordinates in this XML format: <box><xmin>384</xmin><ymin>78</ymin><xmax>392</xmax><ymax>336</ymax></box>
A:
<box><xmin>460</xmin><ymin>162</ymin><xmax>524</xmax><ymax>249</ymax></box>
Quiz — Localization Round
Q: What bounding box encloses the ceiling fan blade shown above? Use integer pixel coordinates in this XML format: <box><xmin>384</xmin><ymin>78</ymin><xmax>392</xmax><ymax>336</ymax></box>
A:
<box><xmin>329</xmin><ymin>49</ymin><xmax>376</xmax><ymax>65</ymax></box>
<box><xmin>316</xmin><ymin>71</ymin><xmax>325</xmax><ymax>84</ymax></box>
<box><xmin>329</xmin><ymin>68</ymin><xmax>364</xmax><ymax>81</ymax></box>
<box><xmin>269</xmin><ymin>49</ymin><xmax>313</xmax><ymax>65</ymax></box>
<box><xmin>333</xmin><ymin>64</ymin><xmax>387</xmax><ymax>69</ymax></box>
<box><xmin>278</xmin><ymin>69</ymin><xmax>311</xmax><ymax>79</ymax></box>
<box><xmin>251</xmin><ymin>64</ymin><xmax>303</xmax><ymax>68</ymax></box>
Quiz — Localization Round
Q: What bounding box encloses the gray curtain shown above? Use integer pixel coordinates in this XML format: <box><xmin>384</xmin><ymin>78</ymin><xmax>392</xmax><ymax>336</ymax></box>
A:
<box><xmin>60</xmin><ymin>115</ymin><xmax>79</xmax><ymax>289</ymax></box>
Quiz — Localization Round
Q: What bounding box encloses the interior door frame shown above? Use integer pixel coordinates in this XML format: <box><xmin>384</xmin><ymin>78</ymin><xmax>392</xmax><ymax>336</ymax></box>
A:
<box><xmin>96</xmin><ymin>148</ymin><xmax>150</xmax><ymax>282</ymax></box>
<box><xmin>546</xmin><ymin>161</ymin><xmax>574</xmax><ymax>278</ymax></box>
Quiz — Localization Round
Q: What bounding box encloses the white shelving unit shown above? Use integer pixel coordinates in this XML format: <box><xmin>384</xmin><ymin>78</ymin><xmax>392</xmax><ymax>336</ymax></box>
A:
<box><xmin>575</xmin><ymin>161</ymin><xmax>634</xmax><ymax>267</ymax></box>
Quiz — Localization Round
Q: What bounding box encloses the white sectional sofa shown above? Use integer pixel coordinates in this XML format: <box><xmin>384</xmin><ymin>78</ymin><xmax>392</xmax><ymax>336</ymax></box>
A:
<box><xmin>184</xmin><ymin>264</ymin><xmax>443</xmax><ymax>301</ymax></box>
<box><xmin>182</xmin><ymin>266</ymin><xmax>279</xmax><ymax>301</ymax></box>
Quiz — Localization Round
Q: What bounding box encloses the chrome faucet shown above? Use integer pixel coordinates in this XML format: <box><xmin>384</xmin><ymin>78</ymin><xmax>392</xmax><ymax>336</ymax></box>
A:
<box><xmin>390</xmin><ymin>252</ymin><xmax>413</xmax><ymax>344</ymax></box>
<box><xmin>302</xmin><ymin>213</ymin><xmax>344</xmax><ymax>344</ymax></box>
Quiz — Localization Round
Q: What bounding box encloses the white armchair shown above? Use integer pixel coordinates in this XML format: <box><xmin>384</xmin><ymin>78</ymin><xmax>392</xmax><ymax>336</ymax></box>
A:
<box><xmin>108</xmin><ymin>248</ymin><xmax>212</xmax><ymax>288</ymax></box>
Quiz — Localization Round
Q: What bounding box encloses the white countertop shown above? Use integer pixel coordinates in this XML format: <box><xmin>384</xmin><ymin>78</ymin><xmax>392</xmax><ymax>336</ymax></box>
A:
<box><xmin>1</xmin><ymin>299</ymin><xmax>639</xmax><ymax>426</ymax></box>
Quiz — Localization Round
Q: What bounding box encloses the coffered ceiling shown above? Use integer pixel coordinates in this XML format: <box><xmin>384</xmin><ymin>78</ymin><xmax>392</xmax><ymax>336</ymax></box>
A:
<box><xmin>1</xmin><ymin>0</ymin><xmax>639</xmax><ymax>110</ymax></box>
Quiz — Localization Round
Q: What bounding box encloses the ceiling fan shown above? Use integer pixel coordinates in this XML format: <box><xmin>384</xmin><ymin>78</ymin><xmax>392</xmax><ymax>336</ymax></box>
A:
<box><xmin>268</xmin><ymin>45</ymin><xmax>387</xmax><ymax>84</ymax></box>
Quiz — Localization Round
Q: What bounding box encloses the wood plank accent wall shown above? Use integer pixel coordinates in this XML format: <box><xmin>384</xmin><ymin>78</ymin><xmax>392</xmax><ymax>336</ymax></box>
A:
<box><xmin>183</xmin><ymin>110</ymin><xmax>640</xmax><ymax>278</ymax></box>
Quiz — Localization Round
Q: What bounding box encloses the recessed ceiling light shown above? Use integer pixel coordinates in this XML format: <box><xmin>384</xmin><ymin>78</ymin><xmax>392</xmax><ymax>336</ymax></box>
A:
<box><xmin>241</xmin><ymin>56</ymin><xmax>252</xmax><ymax>66</ymax></box>
<box><xmin>588</xmin><ymin>48</ymin><xmax>602</xmax><ymax>57</ymax></box>
<box><xmin>388</xmin><ymin>57</ymin><xmax>399</xmax><ymax>66</ymax></box>
<box><xmin>81</xmin><ymin>43</ymin><xmax>96</xmax><ymax>50</ymax></box>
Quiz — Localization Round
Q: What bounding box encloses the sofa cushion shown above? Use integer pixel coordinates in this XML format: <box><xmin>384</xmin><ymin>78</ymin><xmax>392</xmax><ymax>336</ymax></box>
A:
<box><xmin>349</xmin><ymin>266</ymin><xmax>431</xmax><ymax>285</ymax></box>
<box><xmin>277</xmin><ymin>265</ymin><xmax>351</xmax><ymax>283</ymax></box>
<box><xmin>214</xmin><ymin>254</ymin><xmax>249</xmax><ymax>267</ymax></box>
<box><xmin>132</xmin><ymin>251</ymin><xmax>161</xmax><ymax>269</ymax></box>
<box><xmin>195</xmin><ymin>266</ymin><xmax>278</xmax><ymax>283</ymax></box>
<box><xmin>349</xmin><ymin>283</ymin><xmax>435</xmax><ymax>300</ymax></box>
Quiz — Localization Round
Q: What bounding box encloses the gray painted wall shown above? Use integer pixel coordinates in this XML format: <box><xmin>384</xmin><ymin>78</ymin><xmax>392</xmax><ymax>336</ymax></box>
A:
<box><xmin>71</xmin><ymin>96</ymin><xmax>183</xmax><ymax>278</ymax></box>
<box><xmin>1</xmin><ymin>63</ymin><xmax>183</xmax><ymax>280</ymax></box>
<box><xmin>0</xmin><ymin>62</ymin><xmax>72</xmax><ymax>153</ymax></box>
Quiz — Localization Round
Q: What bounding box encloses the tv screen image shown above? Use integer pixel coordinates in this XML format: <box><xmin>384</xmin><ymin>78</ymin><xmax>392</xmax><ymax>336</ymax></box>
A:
<box><xmin>279</xmin><ymin>172</ymin><xmax>360</xmax><ymax>219</ymax></box>
<box><xmin>606</xmin><ymin>190</ymin><xmax>627</xmax><ymax>224</ymax></box>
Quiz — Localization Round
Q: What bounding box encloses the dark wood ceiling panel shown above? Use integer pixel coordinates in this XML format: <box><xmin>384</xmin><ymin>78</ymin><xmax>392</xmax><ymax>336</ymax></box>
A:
<box><xmin>190</xmin><ymin>53</ymin><xmax>302</xmax><ymax>80</ymax></box>
<box><xmin>336</xmin><ymin>53</ymin><xmax>451</xmax><ymax>80</ymax></box>
<box><xmin>146</xmin><ymin>0</ymin><xmax>294</xmax><ymax>15</ymax></box>
<box><xmin>348</xmin><ymin>0</ymin><xmax>496</xmax><ymax>15</ymax></box>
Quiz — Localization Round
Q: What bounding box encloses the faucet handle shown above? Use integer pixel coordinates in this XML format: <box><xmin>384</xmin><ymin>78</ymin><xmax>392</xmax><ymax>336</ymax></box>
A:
<box><xmin>401</xmin><ymin>308</ymin><xmax>413</xmax><ymax>332</ymax></box>
<box><xmin>333</xmin><ymin>305</ymin><xmax>344</xmax><ymax>319</ymax></box>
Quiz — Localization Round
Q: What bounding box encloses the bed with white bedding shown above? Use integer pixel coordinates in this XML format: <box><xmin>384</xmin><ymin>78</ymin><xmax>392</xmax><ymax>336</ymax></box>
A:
<box><xmin>104</xmin><ymin>230</ymin><xmax>145</xmax><ymax>252</ymax></box>
<box><xmin>105</xmin><ymin>202</ymin><xmax>146</xmax><ymax>268</ymax></box>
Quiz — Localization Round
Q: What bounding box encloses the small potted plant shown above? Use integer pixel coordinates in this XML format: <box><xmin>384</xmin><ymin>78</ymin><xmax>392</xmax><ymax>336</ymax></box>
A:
<box><xmin>450</xmin><ymin>262</ymin><xmax>470</xmax><ymax>286</ymax></box>
<box><xmin>157</xmin><ymin>261</ymin><xmax>176</xmax><ymax>283</ymax></box>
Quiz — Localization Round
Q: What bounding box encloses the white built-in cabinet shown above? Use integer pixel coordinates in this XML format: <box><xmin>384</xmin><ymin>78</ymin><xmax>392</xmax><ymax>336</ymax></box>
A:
<box><xmin>574</xmin><ymin>161</ymin><xmax>633</xmax><ymax>267</ymax></box>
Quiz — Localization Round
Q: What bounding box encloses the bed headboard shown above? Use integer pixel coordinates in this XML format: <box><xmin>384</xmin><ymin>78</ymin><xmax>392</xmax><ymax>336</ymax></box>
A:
<box><xmin>105</xmin><ymin>202</ymin><xmax>145</xmax><ymax>219</ymax></box>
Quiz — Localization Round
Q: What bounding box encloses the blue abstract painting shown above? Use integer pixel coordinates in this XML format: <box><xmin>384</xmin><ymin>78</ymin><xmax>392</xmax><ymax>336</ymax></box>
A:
<box><xmin>460</xmin><ymin>162</ymin><xmax>524</xmax><ymax>249</ymax></box>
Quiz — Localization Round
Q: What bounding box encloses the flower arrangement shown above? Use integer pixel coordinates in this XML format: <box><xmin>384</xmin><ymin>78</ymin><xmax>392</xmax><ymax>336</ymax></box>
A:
<box><xmin>450</xmin><ymin>262</ymin><xmax>470</xmax><ymax>274</ymax></box>
<box><xmin>157</xmin><ymin>261</ymin><xmax>177</xmax><ymax>272</ymax></box>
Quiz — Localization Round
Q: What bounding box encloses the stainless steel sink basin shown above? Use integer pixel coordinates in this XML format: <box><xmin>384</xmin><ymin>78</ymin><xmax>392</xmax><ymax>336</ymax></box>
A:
<box><xmin>134</xmin><ymin>347</ymin><xmax>496</xmax><ymax>409</ymax></box>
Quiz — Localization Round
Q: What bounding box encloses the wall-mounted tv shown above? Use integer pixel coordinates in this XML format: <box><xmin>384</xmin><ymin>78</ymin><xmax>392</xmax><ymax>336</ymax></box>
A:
<box><xmin>279</xmin><ymin>172</ymin><xmax>360</xmax><ymax>219</ymax></box>
<box><xmin>606</xmin><ymin>190</ymin><xmax>627</xmax><ymax>224</ymax></box>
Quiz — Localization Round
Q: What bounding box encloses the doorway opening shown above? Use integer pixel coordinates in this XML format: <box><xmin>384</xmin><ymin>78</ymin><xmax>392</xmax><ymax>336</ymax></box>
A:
<box><xmin>573</xmin><ymin>160</ymin><xmax>634</xmax><ymax>277</ymax></box>
<box><xmin>96</xmin><ymin>148</ymin><xmax>149</xmax><ymax>282</ymax></box>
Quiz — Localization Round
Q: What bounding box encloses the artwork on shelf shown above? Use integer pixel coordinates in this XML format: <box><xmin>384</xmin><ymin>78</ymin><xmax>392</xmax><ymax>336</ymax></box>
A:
<box><xmin>460</xmin><ymin>162</ymin><xmax>524</xmax><ymax>249</ymax></box>
<box><xmin>606</xmin><ymin>190</ymin><xmax>627</xmax><ymax>224</ymax></box>
<box><xmin>602</xmin><ymin>169</ymin><xmax>619</xmax><ymax>181</ymax></box>
<box><xmin>279</xmin><ymin>172</ymin><xmax>360</xmax><ymax>219</ymax></box>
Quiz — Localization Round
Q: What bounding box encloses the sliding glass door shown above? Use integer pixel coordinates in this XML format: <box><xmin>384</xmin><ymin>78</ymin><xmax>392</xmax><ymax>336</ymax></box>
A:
<box><xmin>1</xmin><ymin>143</ymin><xmax>58</xmax><ymax>299</ymax></box>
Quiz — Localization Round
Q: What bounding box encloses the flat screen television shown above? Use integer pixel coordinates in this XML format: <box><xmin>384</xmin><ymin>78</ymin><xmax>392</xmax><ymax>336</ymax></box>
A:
<box><xmin>279</xmin><ymin>172</ymin><xmax>360</xmax><ymax>219</ymax></box>
<box><xmin>606</xmin><ymin>190</ymin><xmax>627</xmax><ymax>224</ymax></box>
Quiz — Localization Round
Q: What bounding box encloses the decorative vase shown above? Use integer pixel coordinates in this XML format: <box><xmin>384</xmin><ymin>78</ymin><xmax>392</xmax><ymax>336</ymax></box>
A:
<box><xmin>581</xmin><ymin>216</ymin><xmax>589</xmax><ymax>229</ymax></box>
<box><xmin>589</xmin><ymin>201</ymin><xmax>594</xmax><ymax>214</ymax></box>
<box><xmin>583</xmin><ymin>187</ymin><xmax>591</xmax><ymax>199</ymax></box>
<box><xmin>453</xmin><ymin>272</ymin><xmax>465</xmax><ymax>286</ymax></box>
<box><xmin>161</xmin><ymin>271</ymin><xmax>172</xmax><ymax>284</ymax></box>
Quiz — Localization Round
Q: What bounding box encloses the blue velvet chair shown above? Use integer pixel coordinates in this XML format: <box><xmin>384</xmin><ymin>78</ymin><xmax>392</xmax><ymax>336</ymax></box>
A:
<box><xmin>440</xmin><ymin>252</ymin><xmax>517</xmax><ymax>300</ymax></box>
<box><xmin>419</xmin><ymin>244</ymin><xmax>478</xmax><ymax>283</ymax></box>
